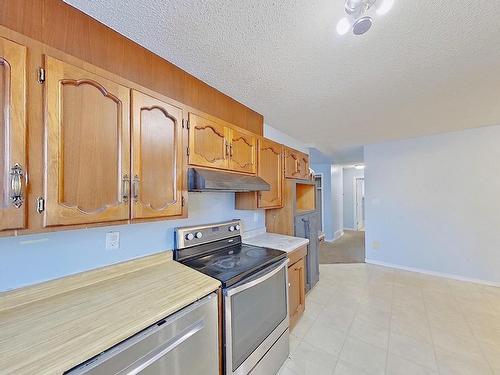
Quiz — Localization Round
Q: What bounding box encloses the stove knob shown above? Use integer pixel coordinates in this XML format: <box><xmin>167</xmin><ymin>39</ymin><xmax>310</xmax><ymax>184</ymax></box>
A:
<box><xmin>235</xmin><ymin>224</ymin><xmax>240</xmax><ymax>231</ymax></box>
<box><xmin>185</xmin><ymin>233</ymin><xmax>194</xmax><ymax>241</ymax></box>
<box><xmin>229</xmin><ymin>226</ymin><xmax>235</xmax><ymax>232</ymax></box>
<box><xmin>195</xmin><ymin>232</ymin><xmax>203</xmax><ymax>239</ymax></box>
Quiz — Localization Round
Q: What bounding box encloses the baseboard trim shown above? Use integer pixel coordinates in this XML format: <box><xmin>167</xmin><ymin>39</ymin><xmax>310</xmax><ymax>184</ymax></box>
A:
<box><xmin>365</xmin><ymin>259</ymin><xmax>500</xmax><ymax>287</ymax></box>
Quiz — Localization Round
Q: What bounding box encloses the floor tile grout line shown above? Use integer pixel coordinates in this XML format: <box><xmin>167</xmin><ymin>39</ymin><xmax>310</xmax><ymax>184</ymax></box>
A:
<box><xmin>451</xmin><ymin>284</ymin><xmax>496</xmax><ymax>374</ymax></box>
<box><xmin>421</xmin><ymin>274</ymin><xmax>450</xmax><ymax>375</ymax></box>
<box><xmin>331</xmin><ymin>271</ymin><xmax>365</xmax><ymax>375</ymax></box>
<box><xmin>383</xmin><ymin>272</ymin><xmax>395</xmax><ymax>375</ymax></box>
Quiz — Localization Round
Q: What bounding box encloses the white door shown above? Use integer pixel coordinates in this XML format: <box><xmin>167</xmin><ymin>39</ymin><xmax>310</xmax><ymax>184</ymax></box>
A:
<box><xmin>355</xmin><ymin>178</ymin><xmax>365</xmax><ymax>231</ymax></box>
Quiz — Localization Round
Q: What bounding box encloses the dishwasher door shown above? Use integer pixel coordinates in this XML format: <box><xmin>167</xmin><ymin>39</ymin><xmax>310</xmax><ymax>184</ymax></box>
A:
<box><xmin>67</xmin><ymin>293</ymin><xmax>219</xmax><ymax>375</ymax></box>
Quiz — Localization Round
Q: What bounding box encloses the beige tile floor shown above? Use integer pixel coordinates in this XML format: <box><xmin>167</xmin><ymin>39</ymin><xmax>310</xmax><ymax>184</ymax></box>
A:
<box><xmin>279</xmin><ymin>263</ymin><xmax>500</xmax><ymax>375</ymax></box>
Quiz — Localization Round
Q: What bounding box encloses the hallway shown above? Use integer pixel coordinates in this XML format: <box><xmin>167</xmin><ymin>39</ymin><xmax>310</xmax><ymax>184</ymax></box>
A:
<box><xmin>319</xmin><ymin>231</ymin><xmax>365</xmax><ymax>264</ymax></box>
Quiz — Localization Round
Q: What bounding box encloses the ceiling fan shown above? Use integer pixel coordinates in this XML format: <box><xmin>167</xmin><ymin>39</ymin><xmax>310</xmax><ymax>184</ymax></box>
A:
<box><xmin>336</xmin><ymin>0</ymin><xmax>394</xmax><ymax>36</ymax></box>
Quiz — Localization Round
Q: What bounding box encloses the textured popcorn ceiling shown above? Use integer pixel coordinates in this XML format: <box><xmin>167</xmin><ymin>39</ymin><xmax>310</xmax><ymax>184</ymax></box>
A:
<box><xmin>65</xmin><ymin>0</ymin><xmax>500</xmax><ymax>162</ymax></box>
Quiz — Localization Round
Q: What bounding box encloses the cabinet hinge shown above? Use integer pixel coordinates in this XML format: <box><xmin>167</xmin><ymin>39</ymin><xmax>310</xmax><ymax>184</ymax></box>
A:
<box><xmin>37</xmin><ymin>67</ymin><xmax>45</xmax><ymax>84</ymax></box>
<box><xmin>186</xmin><ymin>147</ymin><xmax>190</xmax><ymax>156</ymax></box>
<box><xmin>36</xmin><ymin>197</ymin><xmax>45</xmax><ymax>213</ymax></box>
<box><xmin>181</xmin><ymin>196</ymin><xmax>185</xmax><ymax>207</ymax></box>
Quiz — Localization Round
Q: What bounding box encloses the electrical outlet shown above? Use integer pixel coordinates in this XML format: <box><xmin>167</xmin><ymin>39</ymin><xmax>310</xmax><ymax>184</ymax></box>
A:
<box><xmin>371</xmin><ymin>240</ymin><xmax>381</xmax><ymax>250</ymax></box>
<box><xmin>106</xmin><ymin>231</ymin><xmax>120</xmax><ymax>250</ymax></box>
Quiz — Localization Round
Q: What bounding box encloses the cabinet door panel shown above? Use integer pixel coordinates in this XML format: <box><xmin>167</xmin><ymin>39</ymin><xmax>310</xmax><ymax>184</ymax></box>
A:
<box><xmin>45</xmin><ymin>56</ymin><xmax>130</xmax><ymax>226</ymax></box>
<box><xmin>131</xmin><ymin>90</ymin><xmax>183</xmax><ymax>219</ymax></box>
<box><xmin>284</xmin><ymin>147</ymin><xmax>299</xmax><ymax>179</ymax></box>
<box><xmin>258</xmin><ymin>138</ymin><xmax>283</xmax><ymax>208</ymax></box>
<box><xmin>229</xmin><ymin>128</ymin><xmax>256</xmax><ymax>174</ymax></box>
<box><xmin>288</xmin><ymin>258</ymin><xmax>305</xmax><ymax>329</ymax></box>
<box><xmin>188</xmin><ymin>113</ymin><xmax>228</xmax><ymax>170</ymax></box>
<box><xmin>297</xmin><ymin>152</ymin><xmax>310</xmax><ymax>180</ymax></box>
<box><xmin>0</xmin><ymin>36</ymin><xmax>26</xmax><ymax>231</ymax></box>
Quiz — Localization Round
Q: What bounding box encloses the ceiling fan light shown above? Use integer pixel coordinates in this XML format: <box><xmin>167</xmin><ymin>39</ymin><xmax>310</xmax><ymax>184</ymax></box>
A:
<box><xmin>376</xmin><ymin>0</ymin><xmax>394</xmax><ymax>15</ymax></box>
<box><xmin>352</xmin><ymin>16</ymin><xmax>373</xmax><ymax>35</ymax></box>
<box><xmin>336</xmin><ymin>17</ymin><xmax>352</xmax><ymax>35</ymax></box>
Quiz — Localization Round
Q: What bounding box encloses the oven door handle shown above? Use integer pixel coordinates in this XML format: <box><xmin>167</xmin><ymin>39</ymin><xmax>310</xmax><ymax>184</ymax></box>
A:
<box><xmin>224</xmin><ymin>258</ymin><xmax>289</xmax><ymax>296</ymax></box>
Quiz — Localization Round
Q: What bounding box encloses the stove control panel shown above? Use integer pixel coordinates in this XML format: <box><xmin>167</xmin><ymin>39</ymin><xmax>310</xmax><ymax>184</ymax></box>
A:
<box><xmin>175</xmin><ymin>220</ymin><xmax>242</xmax><ymax>249</ymax></box>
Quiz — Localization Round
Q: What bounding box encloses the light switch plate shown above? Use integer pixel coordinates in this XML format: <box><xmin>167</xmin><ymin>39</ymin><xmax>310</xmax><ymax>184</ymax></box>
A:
<box><xmin>106</xmin><ymin>231</ymin><xmax>120</xmax><ymax>250</ymax></box>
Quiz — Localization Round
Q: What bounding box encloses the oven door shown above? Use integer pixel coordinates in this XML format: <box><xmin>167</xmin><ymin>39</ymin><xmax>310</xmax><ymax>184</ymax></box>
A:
<box><xmin>224</xmin><ymin>259</ymin><xmax>289</xmax><ymax>375</ymax></box>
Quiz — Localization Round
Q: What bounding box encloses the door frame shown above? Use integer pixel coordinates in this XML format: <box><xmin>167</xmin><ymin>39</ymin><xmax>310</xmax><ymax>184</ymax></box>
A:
<box><xmin>354</xmin><ymin>177</ymin><xmax>365</xmax><ymax>231</ymax></box>
<box><xmin>314</xmin><ymin>173</ymin><xmax>324</xmax><ymax>233</ymax></box>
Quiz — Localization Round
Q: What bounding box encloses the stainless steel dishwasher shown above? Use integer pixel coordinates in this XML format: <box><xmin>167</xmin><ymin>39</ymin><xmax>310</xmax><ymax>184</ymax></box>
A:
<box><xmin>66</xmin><ymin>293</ymin><xmax>219</xmax><ymax>375</ymax></box>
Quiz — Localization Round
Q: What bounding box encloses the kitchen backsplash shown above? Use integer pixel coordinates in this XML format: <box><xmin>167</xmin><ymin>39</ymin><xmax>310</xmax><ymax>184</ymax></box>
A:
<box><xmin>0</xmin><ymin>192</ymin><xmax>264</xmax><ymax>291</ymax></box>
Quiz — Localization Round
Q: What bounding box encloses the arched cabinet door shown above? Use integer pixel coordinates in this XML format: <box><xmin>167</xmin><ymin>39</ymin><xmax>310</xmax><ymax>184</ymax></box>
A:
<box><xmin>188</xmin><ymin>112</ymin><xmax>229</xmax><ymax>170</ymax></box>
<box><xmin>228</xmin><ymin>128</ymin><xmax>256</xmax><ymax>174</ymax></box>
<box><xmin>0</xmin><ymin>36</ymin><xmax>27</xmax><ymax>231</ymax></box>
<box><xmin>258</xmin><ymin>138</ymin><xmax>283</xmax><ymax>208</ymax></box>
<box><xmin>284</xmin><ymin>147</ymin><xmax>300</xmax><ymax>178</ymax></box>
<box><xmin>44</xmin><ymin>56</ymin><xmax>131</xmax><ymax>226</ymax></box>
<box><xmin>131</xmin><ymin>90</ymin><xmax>184</xmax><ymax>219</ymax></box>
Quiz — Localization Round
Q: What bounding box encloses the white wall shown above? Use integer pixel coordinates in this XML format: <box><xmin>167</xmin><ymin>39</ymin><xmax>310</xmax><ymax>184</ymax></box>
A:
<box><xmin>343</xmin><ymin>167</ymin><xmax>365</xmax><ymax>229</ymax></box>
<box><xmin>365</xmin><ymin>124</ymin><xmax>500</xmax><ymax>284</ymax></box>
<box><xmin>311</xmin><ymin>164</ymin><xmax>332</xmax><ymax>239</ymax></box>
<box><xmin>331</xmin><ymin>165</ymin><xmax>344</xmax><ymax>240</ymax></box>
<box><xmin>264</xmin><ymin>124</ymin><xmax>309</xmax><ymax>153</ymax></box>
<box><xmin>310</xmin><ymin>164</ymin><xmax>344</xmax><ymax>242</ymax></box>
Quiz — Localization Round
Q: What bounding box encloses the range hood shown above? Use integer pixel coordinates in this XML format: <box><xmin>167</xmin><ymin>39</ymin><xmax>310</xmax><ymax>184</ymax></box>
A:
<box><xmin>188</xmin><ymin>168</ymin><xmax>270</xmax><ymax>192</ymax></box>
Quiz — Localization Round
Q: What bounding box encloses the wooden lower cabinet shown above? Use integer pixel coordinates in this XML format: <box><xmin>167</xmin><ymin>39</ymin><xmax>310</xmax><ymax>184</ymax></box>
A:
<box><xmin>288</xmin><ymin>245</ymin><xmax>307</xmax><ymax>329</ymax></box>
<box><xmin>0</xmin><ymin>36</ymin><xmax>27</xmax><ymax>231</ymax></box>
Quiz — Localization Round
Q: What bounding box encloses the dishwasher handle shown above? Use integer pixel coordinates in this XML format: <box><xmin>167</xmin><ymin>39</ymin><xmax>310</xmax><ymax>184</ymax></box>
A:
<box><xmin>118</xmin><ymin>320</ymin><xmax>204</xmax><ymax>375</ymax></box>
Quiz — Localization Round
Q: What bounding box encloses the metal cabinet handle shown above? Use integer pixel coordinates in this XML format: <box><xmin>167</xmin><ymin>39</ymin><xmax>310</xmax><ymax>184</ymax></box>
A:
<box><xmin>132</xmin><ymin>175</ymin><xmax>140</xmax><ymax>202</ymax></box>
<box><xmin>120</xmin><ymin>320</ymin><xmax>204</xmax><ymax>375</ymax></box>
<box><xmin>122</xmin><ymin>174</ymin><xmax>130</xmax><ymax>203</ymax></box>
<box><xmin>10</xmin><ymin>163</ymin><xmax>25</xmax><ymax>208</ymax></box>
<box><xmin>225</xmin><ymin>140</ymin><xmax>230</xmax><ymax>157</ymax></box>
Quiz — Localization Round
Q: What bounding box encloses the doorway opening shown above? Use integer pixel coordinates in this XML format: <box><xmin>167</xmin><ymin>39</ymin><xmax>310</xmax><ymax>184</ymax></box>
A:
<box><xmin>318</xmin><ymin>165</ymin><xmax>365</xmax><ymax>264</ymax></box>
<box><xmin>355</xmin><ymin>177</ymin><xmax>365</xmax><ymax>231</ymax></box>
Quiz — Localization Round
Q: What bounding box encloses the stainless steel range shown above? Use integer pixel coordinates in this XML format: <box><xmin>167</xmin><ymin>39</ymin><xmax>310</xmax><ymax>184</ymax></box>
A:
<box><xmin>175</xmin><ymin>220</ymin><xmax>290</xmax><ymax>375</ymax></box>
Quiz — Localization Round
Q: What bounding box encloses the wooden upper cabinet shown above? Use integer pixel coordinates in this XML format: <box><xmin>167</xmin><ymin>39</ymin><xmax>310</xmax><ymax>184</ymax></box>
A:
<box><xmin>131</xmin><ymin>90</ymin><xmax>184</xmax><ymax>219</ymax></box>
<box><xmin>284</xmin><ymin>147</ymin><xmax>310</xmax><ymax>180</ymax></box>
<box><xmin>258</xmin><ymin>138</ymin><xmax>283</xmax><ymax>208</ymax></box>
<box><xmin>188</xmin><ymin>112</ymin><xmax>256</xmax><ymax>174</ymax></box>
<box><xmin>284</xmin><ymin>147</ymin><xmax>300</xmax><ymax>179</ymax></box>
<box><xmin>297</xmin><ymin>152</ymin><xmax>310</xmax><ymax>180</ymax></box>
<box><xmin>44</xmin><ymin>56</ymin><xmax>131</xmax><ymax>227</ymax></box>
<box><xmin>228</xmin><ymin>128</ymin><xmax>256</xmax><ymax>174</ymax></box>
<box><xmin>188</xmin><ymin>112</ymin><xmax>228</xmax><ymax>170</ymax></box>
<box><xmin>0</xmin><ymin>36</ymin><xmax>27</xmax><ymax>231</ymax></box>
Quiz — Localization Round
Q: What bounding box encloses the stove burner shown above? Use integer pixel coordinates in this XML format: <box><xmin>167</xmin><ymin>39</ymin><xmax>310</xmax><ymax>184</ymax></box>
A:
<box><xmin>213</xmin><ymin>256</ymin><xmax>240</xmax><ymax>270</ymax></box>
<box><xmin>246</xmin><ymin>248</ymin><xmax>267</xmax><ymax>258</ymax></box>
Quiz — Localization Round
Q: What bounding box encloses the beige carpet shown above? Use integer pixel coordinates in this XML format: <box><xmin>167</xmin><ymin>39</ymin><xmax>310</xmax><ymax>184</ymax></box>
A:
<box><xmin>319</xmin><ymin>230</ymin><xmax>365</xmax><ymax>264</ymax></box>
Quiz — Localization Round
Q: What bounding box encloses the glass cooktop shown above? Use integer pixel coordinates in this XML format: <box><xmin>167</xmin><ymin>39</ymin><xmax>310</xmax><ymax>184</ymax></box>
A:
<box><xmin>181</xmin><ymin>243</ymin><xmax>287</xmax><ymax>287</ymax></box>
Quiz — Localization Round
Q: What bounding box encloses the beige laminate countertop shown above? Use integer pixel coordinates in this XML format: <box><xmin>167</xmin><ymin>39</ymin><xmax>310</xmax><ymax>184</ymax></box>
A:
<box><xmin>0</xmin><ymin>252</ymin><xmax>220</xmax><ymax>375</ymax></box>
<box><xmin>243</xmin><ymin>231</ymin><xmax>309</xmax><ymax>253</ymax></box>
